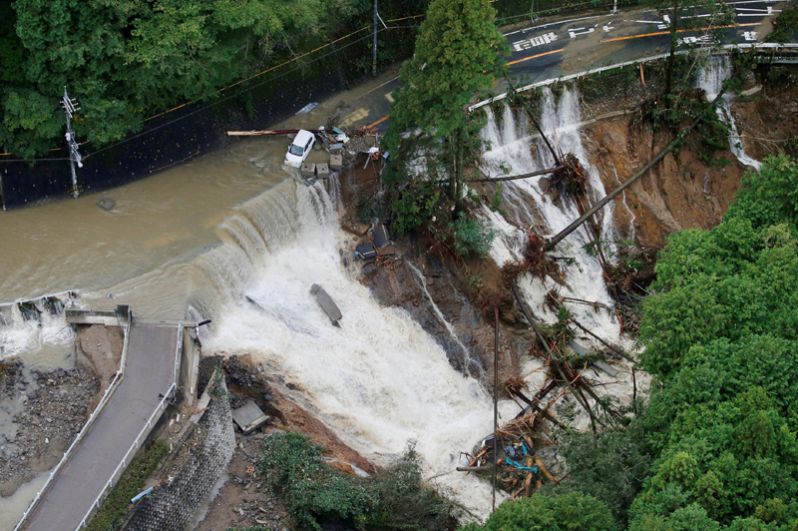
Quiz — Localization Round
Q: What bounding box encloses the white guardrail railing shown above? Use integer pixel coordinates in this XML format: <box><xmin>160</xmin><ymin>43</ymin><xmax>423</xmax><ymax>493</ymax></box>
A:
<box><xmin>470</xmin><ymin>42</ymin><xmax>798</xmax><ymax>111</ymax></box>
<box><xmin>74</xmin><ymin>321</ymin><xmax>183</xmax><ymax>529</ymax></box>
<box><xmin>13</xmin><ymin>306</ymin><xmax>133</xmax><ymax>531</ymax></box>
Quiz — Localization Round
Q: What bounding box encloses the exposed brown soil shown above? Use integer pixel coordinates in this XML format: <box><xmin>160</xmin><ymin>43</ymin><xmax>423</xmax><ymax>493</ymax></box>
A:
<box><xmin>193</xmin><ymin>353</ymin><xmax>373</xmax><ymax>531</ymax></box>
<box><xmin>733</xmin><ymin>75</ymin><xmax>798</xmax><ymax>161</ymax></box>
<box><xmin>198</xmin><ymin>353</ymin><xmax>374</xmax><ymax>476</ymax></box>
<box><xmin>76</xmin><ymin>324</ymin><xmax>123</xmax><ymax>394</ymax></box>
<box><xmin>583</xmin><ymin>116</ymin><xmax>745</xmax><ymax>249</ymax></box>
<box><xmin>195</xmin><ymin>430</ymin><xmax>290</xmax><ymax>531</ymax></box>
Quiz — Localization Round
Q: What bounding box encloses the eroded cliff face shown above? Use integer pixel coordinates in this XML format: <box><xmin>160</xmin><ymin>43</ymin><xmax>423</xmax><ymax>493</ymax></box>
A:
<box><xmin>583</xmin><ymin>77</ymin><xmax>798</xmax><ymax>249</ymax></box>
<box><xmin>584</xmin><ymin>117</ymin><xmax>745</xmax><ymax>249</ymax></box>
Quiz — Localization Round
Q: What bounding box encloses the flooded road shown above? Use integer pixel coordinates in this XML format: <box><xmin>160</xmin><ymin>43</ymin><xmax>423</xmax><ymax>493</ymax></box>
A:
<box><xmin>0</xmin><ymin>71</ymin><xmax>395</xmax><ymax>525</ymax></box>
<box><xmin>0</xmin><ymin>70</ymin><xmax>394</xmax><ymax>315</ymax></box>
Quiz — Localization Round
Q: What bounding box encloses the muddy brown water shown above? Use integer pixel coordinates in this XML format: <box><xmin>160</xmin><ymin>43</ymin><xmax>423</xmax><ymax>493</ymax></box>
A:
<box><xmin>0</xmin><ymin>71</ymin><xmax>395</xmax><ymax>526</ymax></box>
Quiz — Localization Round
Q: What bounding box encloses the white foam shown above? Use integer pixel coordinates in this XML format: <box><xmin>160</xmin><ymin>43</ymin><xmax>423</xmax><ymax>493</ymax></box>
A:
<box><xmin>696</xmin><ymin>56</ymin><xmax>761</xmax><ymax>171</ymax></box>
<box><xmin>480</xmin><ymin>89</ymin><xmax>624</xmax><ymax>348</ymax></box>
<box><xmin>202</xmin><ymin>180</ymin><xmax>516</xmax><ymax>518</ymax></box>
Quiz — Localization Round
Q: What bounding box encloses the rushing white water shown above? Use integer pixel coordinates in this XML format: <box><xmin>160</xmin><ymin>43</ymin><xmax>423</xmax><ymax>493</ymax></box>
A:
<box><xmin>406</xmin><ymin>261</ymin><xmax>480</xmax><ymax>375</ymax></box>
<box><xmin>0</xmin><ymin>294</ymin><xmax>76</xmax><ymax>369</ymax></box>
<box><xmin>480</xmin><ymin>87</ymin><xmax>625</xmax><ymax>348</ymax></box>
<box><xmin>200</xmin><ymin>178</ymin><xmax>516</xmax><ymax>518</ymax></box>
<box><xmin>696</xmin><ymin>55</ymin><xmax>762</xmax><ymax>171</ymax></box>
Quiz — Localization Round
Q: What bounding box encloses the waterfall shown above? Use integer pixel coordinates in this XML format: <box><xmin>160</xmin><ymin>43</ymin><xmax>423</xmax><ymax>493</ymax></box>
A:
<box><xmin>480</xmin><ymin>87</ymin><xmax>624</xmax><ymax>347</ymax></box>
<box><xmin>406</xmin><ymin>262</ymin><xmax>479</xmax><ymax>374</ymax></box>
<box><xmin>196</xmin><ymin>177</ymin><xmax>516</xmax><ymax>518</ymax></box>
<box><xmin>696</xmin><ymin>56</ymin><xmax>761</xmax><ymax>171</ymax></box>
<box><xmin>0</xmin><ymin>293</ymin><xmax>76</xmax><ymax>365</ymax></box>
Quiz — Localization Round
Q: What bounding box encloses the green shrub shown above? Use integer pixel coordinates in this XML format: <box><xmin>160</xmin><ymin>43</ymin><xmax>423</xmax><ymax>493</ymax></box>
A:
<box><xmin>552</xmin><ymin>421</ymin><xmax>652</xmax><ymax>527</ymax></box>
<box><xmin>464</xmin><ymin>492</ymin><xmax>617</xmax><ymax>531</ymax></box>
<box><xmin>450</xmin><ymin>213</ymin><xmax>494</xmax><ymax>258</ymax></box>
<box><xmin>767</xmin><ymin>7</ymin><xmax>798</xmax><ymax>43</ymax></box>
<box><xmin>86</xmin><ymin>440</ymin><xmax>168</xmax><ymax>531</ymax></box>
<box><xmin>260</xmin><ymin>433</ymin><xmax>455</xmax><ymax>530</ymax></box>
<box><xmin>629</xmin><ymin>156</ymin><xmax>798</xmax><ymax>527</ymax></box>
<box><xmin>390</xmin><ymin>179</ymin><xmax>444</xmax><ymax>236</ymax></box>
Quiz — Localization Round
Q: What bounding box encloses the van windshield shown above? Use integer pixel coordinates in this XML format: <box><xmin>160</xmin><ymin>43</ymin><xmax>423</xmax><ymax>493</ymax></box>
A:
<box><xmin>289</xmin><ymin>144</ymin><xmax>304</xmax><ymax>156</ymax></box>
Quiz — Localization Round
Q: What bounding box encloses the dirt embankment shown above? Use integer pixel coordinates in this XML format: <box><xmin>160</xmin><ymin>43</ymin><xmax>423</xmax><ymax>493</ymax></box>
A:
<box><xmin>583</xmin><ymin>70</ymin><xmax>798</xmax><ymax>249</ymax></box>
<box><xmin>733</xmin><ymin>77</ymin><xmax>798</xmax><ymax>161</ymax></box>
<box><xmin>584</xmin><ymin>117</ymin><xmax>745</xmax><ymax>249</ymax></box>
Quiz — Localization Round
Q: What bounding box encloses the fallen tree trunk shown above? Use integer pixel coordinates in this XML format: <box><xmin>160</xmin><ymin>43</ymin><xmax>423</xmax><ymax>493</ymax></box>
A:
<box><xmin>545</xmin><ymin>89</ymin><xmax>727</xmax><ymax>252</ymax></box>
<box><xmin>504</xmin><ymin>75</ymin><xmax>561</xmax><ymax>166</ymax></box>
<box><xmin>473</xmin><ymin>166</ymin><xmax>562</xmax><ymax>182</ymax></box>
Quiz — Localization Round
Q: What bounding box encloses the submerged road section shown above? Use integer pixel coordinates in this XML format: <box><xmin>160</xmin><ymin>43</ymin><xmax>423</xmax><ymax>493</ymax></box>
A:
<box><xmin>19</xmin><ymin>322</ymin><xmax>180</xmax><ymax>531</ymax></box>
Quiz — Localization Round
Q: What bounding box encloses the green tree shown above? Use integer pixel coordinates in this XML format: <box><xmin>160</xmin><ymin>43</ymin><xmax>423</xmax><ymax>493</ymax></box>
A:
<box><xmin>1</xmin><ymin>0</ymin><xmax>369</xmax><ymax>157</ymax></box>
<box><xmin>628</xmin><ymin>157</ymin><xmax>798</xmax><ymax>527</ymax></box>
<box><xmin>644</xmin><ymin>0</ymin><xmax>732</xmax><ymax>98</ymax></box>
<box><xmin>385</xmin><ymin>0</ymin><xmax>507</xmax><ymax>209</ymax></box>
<box><xmin>462</xmin><ymin>492</ymin><xmax>617</xmax><ymax>531</ymax></box>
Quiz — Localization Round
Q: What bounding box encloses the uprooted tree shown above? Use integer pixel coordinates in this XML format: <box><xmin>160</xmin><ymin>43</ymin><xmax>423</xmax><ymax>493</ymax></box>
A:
<box><xmin>384</xmin><ymin>0</ymin><xmax>508</xmax><ymax>212</ymax></box>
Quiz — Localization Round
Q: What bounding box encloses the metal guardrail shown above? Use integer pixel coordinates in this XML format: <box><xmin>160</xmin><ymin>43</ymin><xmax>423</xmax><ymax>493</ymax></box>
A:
<box><xmin>13</xmin><ymin>306</ymin><xmax>133</xmax><ymax>531</ymax></box>
<box><xmin>74</xmin><ymin>321</ymin><xmax>183</xmax><ymax>529</ymax></box>
<box><xmin>470</xmin><ymin>42</ymin><xmax>798</xmax><ymax>110</ymax></box>
<box><xmin>75</xmin><ymin>381</ymin><xmax>177</xmax><ymax>529</ymax></box>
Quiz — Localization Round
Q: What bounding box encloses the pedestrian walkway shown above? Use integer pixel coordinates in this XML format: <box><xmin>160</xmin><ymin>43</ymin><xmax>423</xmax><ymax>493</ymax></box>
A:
<box><xmin>21</xmin><ymin>323</ymin><xmax>180</xmax><ymax>531</ymax></box>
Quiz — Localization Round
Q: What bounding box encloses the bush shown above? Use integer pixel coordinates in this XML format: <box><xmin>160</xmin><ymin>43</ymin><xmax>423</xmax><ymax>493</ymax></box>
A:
<box><xmin>260</xmin><ymin>433</ymin><xmax>456</xmax><ymax>530</ymax></box>
<box><xmin>450</xmin><ymin>213</ymin><xmax>495</xmax><ymax>258</ymax></box>
<box><xmin>767</xmin><ymin>7</ymin><xmax>798</xmax><ymax>43</ymax></box>
<box><xmin>259</xmin><ymin>432</ymin><xmax>373</xmax><ymax>530</ymax></box>
<box><xmin>552</xmin><ymin>421</ymin><xmax>652</xmax><ymax>527</ymax></box>
<box><xmin>464</xmin><ymin>492</ymin><xmax>617</xmax><ymax>531</ymax></box>
<box><xmin>86</xmin><ymin>440</ymin><xmax>168</xmax><ymax>531</ymax></box>
<box><xmin>390</xmin><ymin>179</ymin><xmax>444</xmax><ymax>236</ymax></box>
<box><xmin>629</xmin><ymin>156</ymin><xmax>798</xmax><ymax>527</ymax></box>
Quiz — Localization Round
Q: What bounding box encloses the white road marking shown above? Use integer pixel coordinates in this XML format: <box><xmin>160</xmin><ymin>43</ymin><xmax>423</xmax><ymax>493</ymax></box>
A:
<box><xmin>503</xmin><ymin>15</ymin><xmax>603</xmax><ymax>37</ymax></box>
<box><xmin>569</xmin><ymin>27</ymin><xmax>595</xmax><ymax>39</ymax></box>
<box><xmin>512</xmin><ymin>32</ymin><xmax>558</xmax><ymax>51</ymax></box>
<box><xmin>678</xmin><ymin>34</ymin><xmax>714</xmax><ymax>46</ymax></box>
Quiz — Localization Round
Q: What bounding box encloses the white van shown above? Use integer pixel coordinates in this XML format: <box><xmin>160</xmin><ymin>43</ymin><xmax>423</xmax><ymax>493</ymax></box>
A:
<box><xmin>284</xmin><ymin>129</ymin><xmax>315</xmax><ymax>167</ymax></box>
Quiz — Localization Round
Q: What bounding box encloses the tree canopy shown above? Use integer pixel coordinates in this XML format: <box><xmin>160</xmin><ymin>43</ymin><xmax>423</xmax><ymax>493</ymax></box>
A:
<box><xmin>385</xmin><ymin>0</ymin><xmax>507</xmax><ymax>206</ymax></box>
<box><xmin>0</xmin><ymin>0</ymin><xmax>368</xmax><ymax>158</ymax></box>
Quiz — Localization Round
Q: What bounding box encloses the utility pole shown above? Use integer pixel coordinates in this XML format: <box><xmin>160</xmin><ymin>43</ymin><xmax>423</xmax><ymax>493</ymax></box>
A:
<box><xmin>60</xmin><ymin>87</ymin><xmax>83</xmax><ymax>198</ymax></box>
<box><xmin>372</xmin><ymin>0</ymin><xmax>379</xmax><ymax>77</ymax></box>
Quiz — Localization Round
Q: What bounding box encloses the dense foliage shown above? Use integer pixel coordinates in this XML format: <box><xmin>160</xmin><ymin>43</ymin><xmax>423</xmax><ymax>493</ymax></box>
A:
<box><xmin>628</xmin><ymin>156</ymin><xmax>798</xmax><ymax>530</ymax></box>
<box><xmin>0</xmin><ymin>0</ymin><xmax>369</xmax><ymax>158</ymax></box>
<box><xmin>259</xmin><ymin>432</ymin><xmax>455</xmax><ymax>530</ymax></box>
<box><xmin>462</xmin><ymin>492</ymin><xmax>617</xmax><ymax>531</ymax></box>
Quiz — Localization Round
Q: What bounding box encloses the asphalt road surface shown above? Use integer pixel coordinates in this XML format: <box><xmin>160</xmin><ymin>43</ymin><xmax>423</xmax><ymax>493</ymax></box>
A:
<box><xmin>504</xmin><ymin>0</ymin><xmax>785</xmax><ymax>84</ymax></box>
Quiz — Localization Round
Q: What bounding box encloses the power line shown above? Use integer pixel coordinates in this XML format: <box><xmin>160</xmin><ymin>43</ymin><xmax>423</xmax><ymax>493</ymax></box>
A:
<box><xmin>60</xmin><ymin>87</ymin><xmax>83</xmax><ymax>198</ymax></box>
<box><xmin>83</xmin><ymin>28</ymin><xmax>396</xmax><ymax>160</ymax></box>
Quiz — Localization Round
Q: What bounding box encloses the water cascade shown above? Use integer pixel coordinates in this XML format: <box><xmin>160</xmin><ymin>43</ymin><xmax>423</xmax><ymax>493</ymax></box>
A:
<box><xmin>0</xmin><ymin>293</ymin><xmax>77</xmax><ymax>367</ymax></box>
<box><xmin>198</xmin><ymin>178</ymin><xmax>516</xmax><ymax>517</ymax></box>
<box><xmin>480</xmin><ymin>87</ymin><xmax>625</xmax><ymax>348</ymax></box>
<box><xmin>406</xmin><ymin>262</ymin><xmax>480</xmax><ymax>376</ymax></box>
<box><xmin>696</xmin><ymin>55</ymin><xmax>762</xmax><ymax>171</ymax></box>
